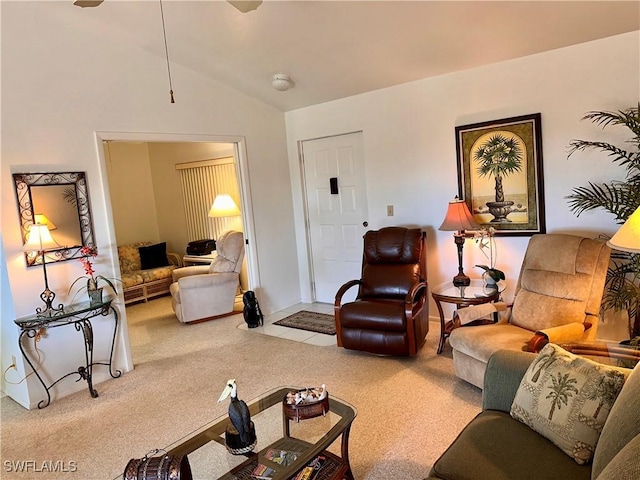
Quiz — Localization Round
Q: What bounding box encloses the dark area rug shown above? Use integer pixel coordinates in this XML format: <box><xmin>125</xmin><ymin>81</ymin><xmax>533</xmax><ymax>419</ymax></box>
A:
<box><xmin>273</xmin><ymin>311</ymin><xmax>336</xmax><ymax>335</ymax></box>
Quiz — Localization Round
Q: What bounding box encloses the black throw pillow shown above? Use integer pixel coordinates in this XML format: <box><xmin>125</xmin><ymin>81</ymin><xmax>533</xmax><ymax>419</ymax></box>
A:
<box><xmin>139</xmin><ymin>242</ymin><xmax>170</xmax><ymax>270</ymax></box>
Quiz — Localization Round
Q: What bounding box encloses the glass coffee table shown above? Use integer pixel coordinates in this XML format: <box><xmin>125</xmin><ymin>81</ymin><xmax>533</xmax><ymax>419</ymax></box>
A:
<box><xmin>118</xmin><ymin>386</ymin><xmax>356</xmax><ymax>480</ymax></box>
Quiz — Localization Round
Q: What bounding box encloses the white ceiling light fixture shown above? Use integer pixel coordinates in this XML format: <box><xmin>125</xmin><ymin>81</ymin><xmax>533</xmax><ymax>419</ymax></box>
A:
<box><xmin>73</xmin><ymin>0</ymin><xmax>104</xmax><ymax>7</ymax></box>
<box><xmin>228</xmin><ymin>1</ymin><xmax>263</xmax><ymax>13</ymax></box>
<box><xmin>73</xmin><ymin>0</ymin><xmax>262</xmax><ymax>12</ymax></box>
<box><xmin>272</xmin><ymin>74</ymin><xmax>293</xmax><ymax>92</ymax></box>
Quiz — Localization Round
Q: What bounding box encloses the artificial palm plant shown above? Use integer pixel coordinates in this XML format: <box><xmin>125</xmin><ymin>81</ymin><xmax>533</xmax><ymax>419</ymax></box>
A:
<box><xmin>566</xmin><ymin>104</ymin><xmax>640</xmax><ymax>339</ymax></box>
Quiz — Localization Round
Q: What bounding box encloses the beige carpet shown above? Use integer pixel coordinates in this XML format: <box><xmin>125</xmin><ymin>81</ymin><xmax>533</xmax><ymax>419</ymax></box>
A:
<box><xmin>0</xmin><ymin>296</ymin><xmax>482</xmax><ymax>480</ymax></box>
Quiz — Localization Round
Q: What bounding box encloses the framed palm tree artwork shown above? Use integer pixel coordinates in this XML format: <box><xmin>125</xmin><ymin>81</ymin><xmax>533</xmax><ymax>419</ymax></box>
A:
<box><xmin>455</xmin><ymin>113</ymin><xmax>545</xmax><ymax>236</ymax></box>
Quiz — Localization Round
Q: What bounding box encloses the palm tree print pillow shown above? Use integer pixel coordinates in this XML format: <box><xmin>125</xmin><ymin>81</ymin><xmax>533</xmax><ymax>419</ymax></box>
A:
<box><xmin>510</xmin><ymin>343</ymin><xmax>629</xmax><ymax>464</ymax></box>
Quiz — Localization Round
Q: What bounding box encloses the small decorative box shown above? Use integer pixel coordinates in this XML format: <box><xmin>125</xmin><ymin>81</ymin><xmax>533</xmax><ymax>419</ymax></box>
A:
<box><xmin>282</xmin><ymin>388</ymin><xmax>329</xmax><ymax>422</ymax></box>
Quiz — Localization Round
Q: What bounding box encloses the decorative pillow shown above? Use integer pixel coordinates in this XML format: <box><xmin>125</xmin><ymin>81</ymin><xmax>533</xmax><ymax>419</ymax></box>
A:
<box><xmin>138</xmin><ymin>242</ymin><xmax>170</xmax><ymax>270</ymax></box>
<box><xmin>510</xmin><ymin>343</ymin><xmax>629</xmax><ymax>465</ymax></box>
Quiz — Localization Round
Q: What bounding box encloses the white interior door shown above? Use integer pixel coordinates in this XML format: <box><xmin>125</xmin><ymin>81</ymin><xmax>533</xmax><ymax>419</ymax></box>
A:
<box><xmin>301</xmin><ymin>132</ymin><xmax>368</xmax><ymax>303</ymax></box>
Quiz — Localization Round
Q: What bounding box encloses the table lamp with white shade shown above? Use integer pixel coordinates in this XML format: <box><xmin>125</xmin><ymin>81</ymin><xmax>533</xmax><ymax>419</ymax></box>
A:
<box><xmin>24</xmin><ymin>223</ymin><xmax>64</xmax><ymax>317</ymax></box>
<box><xmin>608</xmin><ymin>206</ymin><xmax>640</xmax><ymax>253</ymax></box>
<box><xmin>607</xmin><ymin>206</ymin><xmax>640</xmax><ymax>338</ymax></box>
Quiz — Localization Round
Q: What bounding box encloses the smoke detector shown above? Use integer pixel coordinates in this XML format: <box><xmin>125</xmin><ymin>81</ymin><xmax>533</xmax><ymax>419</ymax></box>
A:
<box><xmin>272</xmin><ymin>74</ymin><xmax>293</xmax><ymax>92</ymax></box>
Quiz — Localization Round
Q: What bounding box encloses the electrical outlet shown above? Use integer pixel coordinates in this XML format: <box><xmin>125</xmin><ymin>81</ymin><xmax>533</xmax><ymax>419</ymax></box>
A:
<box><xmin>387</xmin><ymin>205</ymin><xmax>394</xmax><ymax>216</ymax></box>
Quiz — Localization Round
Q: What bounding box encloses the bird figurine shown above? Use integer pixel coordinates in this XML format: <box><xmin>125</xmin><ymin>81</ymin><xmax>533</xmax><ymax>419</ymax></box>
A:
<box><xmin>217</xmin><ymin>379</ymin><xmax>257</xmax><ymax>454</ymax></box>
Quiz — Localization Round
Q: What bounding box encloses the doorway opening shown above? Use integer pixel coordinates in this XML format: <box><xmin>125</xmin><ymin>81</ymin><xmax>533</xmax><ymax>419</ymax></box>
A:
<box><xmin>96</xmin><ymin>131</ymin><xmax>258</xmax><ymax>370</ymax></box>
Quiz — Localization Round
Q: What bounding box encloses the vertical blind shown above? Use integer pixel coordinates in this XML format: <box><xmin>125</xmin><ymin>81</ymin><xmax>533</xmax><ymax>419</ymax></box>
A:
<box><xmin>176</xmin><ymin>157</ymin><xmax>241</xmax><ymax>241</ymax></box>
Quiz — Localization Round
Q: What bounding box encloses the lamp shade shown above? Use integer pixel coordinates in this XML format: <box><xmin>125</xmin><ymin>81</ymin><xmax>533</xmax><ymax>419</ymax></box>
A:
<box><xmin>34</xmin><ymin>213</ymin><xmax>57</xmax><ymax>230</ymax></box>
<box><xmin>24</xmin><ymin>223</ymin><xmax>59</xmax><ymax>252</ymax></box>
<box><xmin>208</xmin><ymin>194</ymin><xmax>241</xmax><ymax>218</ymax></box>
<box><xmin>439</xmin><ymin>198</ymin><xmax>480</xmax><ymax>232</ymax></box>
<box><xmin>608</xmin><ymin>206</ymin><xmax>640</xmax><ymax>253</ymax></box>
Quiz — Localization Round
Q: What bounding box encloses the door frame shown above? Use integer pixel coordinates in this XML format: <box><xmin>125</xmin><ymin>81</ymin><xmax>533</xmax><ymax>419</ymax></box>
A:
<box><xmin>298</xmin><ymin>130</ymin><xmax>365</xmax><ymax>303</ymax></box>
<box><xmin>95</xmin><ymin>131</ymin><xmax>259</xmax><ymax>370</ymax></box>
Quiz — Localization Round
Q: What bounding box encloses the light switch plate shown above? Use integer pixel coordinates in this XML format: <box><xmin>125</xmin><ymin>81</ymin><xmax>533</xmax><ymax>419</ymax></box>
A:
<box><xmin>387</xmin><ymin>205</ymin><xmax>394</xmax><ymax>216</ymax></box>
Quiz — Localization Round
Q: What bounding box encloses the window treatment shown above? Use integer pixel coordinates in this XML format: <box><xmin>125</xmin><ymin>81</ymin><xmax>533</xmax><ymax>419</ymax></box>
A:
<box><xmin>176</xmin><ymin>157</ymin><xmax>241</xmax><ymax>241</ymax></box>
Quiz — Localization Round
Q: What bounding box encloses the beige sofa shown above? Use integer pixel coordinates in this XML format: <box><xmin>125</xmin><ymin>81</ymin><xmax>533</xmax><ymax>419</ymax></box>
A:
<box><xmin>117</xmin><ymin>242</ymin><xmax>181</xmax><ymax>304</ymax></box>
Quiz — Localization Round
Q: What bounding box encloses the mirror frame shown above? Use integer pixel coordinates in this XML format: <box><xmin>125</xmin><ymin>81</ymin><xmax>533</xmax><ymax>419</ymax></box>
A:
<box><xmin>13</xmin><ymin>172</ymin><xmax>96</xmax><ymax>266</ymax></box>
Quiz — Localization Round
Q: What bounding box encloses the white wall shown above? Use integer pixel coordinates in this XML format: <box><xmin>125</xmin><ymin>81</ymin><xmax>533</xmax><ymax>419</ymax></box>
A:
<box><xmin>106</xmin><ymin>143</ymin><xmax>161</xmax><ymax>246</ymax></box>
<box><xmin>0</xmin><ymin>2</ymin><xmax>299</xmax><ymax>408</ymax></box>
<box><xmin>285</xmin><ymin>32</ymin><xmax>640</xmax><ymax>334</ymax></box>
<box><xmin>146</xmin><ymin>142</ymin><xmax>236</xmax><ymax>255</ymax></box>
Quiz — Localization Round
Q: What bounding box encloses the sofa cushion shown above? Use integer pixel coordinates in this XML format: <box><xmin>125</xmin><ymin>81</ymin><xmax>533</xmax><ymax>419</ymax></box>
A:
<box><xmin>118</xmin><ymin>242</ymin><xmax>150</xmax><ymax>274</ymax></box>
<box><xmin>592</xmin><ymin>359</ymin><xmax>640</xmax><ymax>477</ymax></box>
<box><xmin>208</xmin><ymin>231</ymin><xmax>244</xmax><ymax>273</ymax></box>
<box><xmin>595</xmin><ymin>433</ymin><xmax>640</xmax><ymax>480</ymax></box>
<box><xmin>121</xmin><ymin>272</ymin><xmax>144</xmax><ymax>289</ymax></box>
<box><xmin>510</xmin><ymin>236</ymin><xmax>608</xmax><ymax>332</ymax></box>
<box><xmin>510</xmin><ymin>343</ymin><xmax>628</xmax><ymax>465</ymax></box>
<box><xmin>139</xmin><ymin>242</ymin><xmax>170</xmax><ymax>270</ymax></box>
<box><xmin>140</xmin><ymin>265</ymin><xmax>176</xmax><ymax>283</ymax></box>
<box><xmin>432</xmin><ymin>410</ymin><xmax>591</xmax><ymax>480</ymax></box>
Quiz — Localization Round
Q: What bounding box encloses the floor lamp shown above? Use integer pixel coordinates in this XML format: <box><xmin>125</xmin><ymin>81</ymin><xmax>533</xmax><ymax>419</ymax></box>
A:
<box><xmin>607</xmin><ymin>206</ymin><xmax>640</xmax><ymax>338</ymax></box>
<box><xmin>209</xmin><ymin>194</ymin><xmax>242</xmax><ymax>233</ymax></box>
<box><xmin>24</xmin><ymin>223</ymin><xmax>64</xmax><ymax>318</ymax></box>
<box><xmin>439</xmin><ymin>196</ymin><xmax>480</xmax><ymax>287</ymax></box>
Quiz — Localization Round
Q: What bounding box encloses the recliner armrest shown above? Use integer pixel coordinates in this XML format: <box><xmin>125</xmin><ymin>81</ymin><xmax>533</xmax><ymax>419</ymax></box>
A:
<box><xmin>334</xmin><ymin>279</ymin><xmax>362</xmax><ymax>307</ymax></box>
<box><xmin>482</xmin><ymin>350</ymin><xmax>536</xmax><ymax>412</ymax></box>
<box><xmin>172</xmin><ymin>265</ymin><xmax>210</xmax><ymax>282</ymax></box>
<box><xmin>177</xmin><ymin>271</ymin><xmax>238</xmax><ymax>289</ymax></box>
<box><xmin>526</xmin><ymin>322</ymin><xmax>589</xmax><ymax>353</ymax></box>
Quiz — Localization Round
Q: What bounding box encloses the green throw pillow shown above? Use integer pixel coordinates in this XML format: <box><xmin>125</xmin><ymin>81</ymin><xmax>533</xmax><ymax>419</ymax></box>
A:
<box><xmin>510</xmin><ymin>343</ymin><xmax>629</xmax><ymax>465</ymax></box>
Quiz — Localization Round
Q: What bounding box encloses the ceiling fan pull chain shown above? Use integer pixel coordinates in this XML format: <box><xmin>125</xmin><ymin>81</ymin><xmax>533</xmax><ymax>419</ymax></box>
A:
<box><xmin>159</xmin><ymin>0</ymin><xmax>175</xmax><ymax>104</ymax></box>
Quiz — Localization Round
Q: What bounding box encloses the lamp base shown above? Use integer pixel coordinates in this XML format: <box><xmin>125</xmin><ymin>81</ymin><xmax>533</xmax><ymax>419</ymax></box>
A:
<box><xmin>36</xmin><ymin>288</ymin><xmax>65</xmax><ymax>318</ymax></box>
<box><xmin>453</xmin><ymin>273</ymin><xmax>471</xmax><ymax>287</ymax></box>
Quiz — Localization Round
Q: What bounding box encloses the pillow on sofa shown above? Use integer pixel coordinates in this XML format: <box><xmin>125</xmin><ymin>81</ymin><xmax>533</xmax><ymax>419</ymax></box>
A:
<box><xmin>510</xmin><ymin>343</ymin><xmax>629</xmax><ymax>465</ymax></box>
<box><xmin>139</xmin><ymin>242</ymin><xmax>170</xmax><ymax>270</ymax></box>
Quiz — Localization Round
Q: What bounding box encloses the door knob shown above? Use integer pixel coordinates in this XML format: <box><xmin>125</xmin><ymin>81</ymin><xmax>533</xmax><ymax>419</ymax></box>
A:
<box><xmin>363</xmin><ymin>221</ymin><xmax>368</xmax><ymax>227</ymax></box>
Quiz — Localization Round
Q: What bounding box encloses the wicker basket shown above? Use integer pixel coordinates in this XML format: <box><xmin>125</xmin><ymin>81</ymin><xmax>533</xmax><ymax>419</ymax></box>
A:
<box><xmin>283</xmin><ymin>390</ymin><xmax>329</xmax><ymax>422</ymax></box>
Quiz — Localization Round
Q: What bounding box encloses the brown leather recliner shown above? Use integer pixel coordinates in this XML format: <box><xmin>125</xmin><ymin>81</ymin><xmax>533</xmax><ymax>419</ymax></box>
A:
<box><xmin>334</xmin><ymin>227</ymin><xmax>429</xmax><ymax>356</ymax></box>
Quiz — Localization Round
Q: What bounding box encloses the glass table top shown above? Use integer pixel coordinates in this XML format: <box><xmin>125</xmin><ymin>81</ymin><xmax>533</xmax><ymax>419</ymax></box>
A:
<box><xmin>432</xmin><ymin>279</ymin><xmax>500</xmax><ymax>301</ymax></box>
<box><xmin>114</xmin><ymin>386</ymin><xmax>356</xmax><ymax>480</ymax></box>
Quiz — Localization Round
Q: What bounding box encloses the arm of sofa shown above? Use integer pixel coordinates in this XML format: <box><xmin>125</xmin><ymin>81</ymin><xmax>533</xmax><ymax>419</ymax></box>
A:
<box><xmin>482</xmin><ymin>350</ymin><xmax>536</xmax><ymax>413</ymax></box>
<box><xmin>167</xmin><ymin>252</ymin><xmax>182</xmax><ymax>268</ymax></box>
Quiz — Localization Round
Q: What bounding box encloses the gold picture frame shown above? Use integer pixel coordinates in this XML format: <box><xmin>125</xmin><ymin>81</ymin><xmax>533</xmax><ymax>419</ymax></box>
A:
<box><xmin>455</xmin><ymin>113</ymin><xmax>545</xmax><ymax>236</ymax></box>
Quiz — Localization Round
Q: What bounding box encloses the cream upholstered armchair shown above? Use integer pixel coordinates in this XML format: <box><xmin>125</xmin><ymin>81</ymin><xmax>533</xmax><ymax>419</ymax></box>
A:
<box><xmin>170</xmin><ymin>230</ymin><xmax>244</xmax><ymax>324</ymax></box>
<box><xmin>448</xmin><ymin>233</ymin><xmax>611</xmax><ymax>388</ymax></box>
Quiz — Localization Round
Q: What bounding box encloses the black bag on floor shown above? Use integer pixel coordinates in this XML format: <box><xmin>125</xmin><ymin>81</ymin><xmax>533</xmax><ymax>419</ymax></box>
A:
<box><xmin>243</xmin><ymin>291</ymin><xmax>263</xmax><ymax>328</ymax></box>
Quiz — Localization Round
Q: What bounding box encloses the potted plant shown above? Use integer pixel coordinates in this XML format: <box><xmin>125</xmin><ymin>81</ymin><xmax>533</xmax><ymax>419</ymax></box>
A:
<box><xmin>473</xmin><ymin>227</ymin><xmax>505</xmax><ymax>288</ymax></box>
<box><xmin>69</xmin><ymin>246</ymin><xmax>119</xmax><ymax>305</ymax></box>
<box><xmin>473</xmin><ymin>133</ymin><xmax>523</xmax><ymax>222</ymax></box>
<box><xmin>475</xmin><ymin>264</ymin><xmax>506</xmax><ymax>286</ymax></box>
<box><xmin>566</xmin><ymin>104</ymin><xmax>640</xmax><ymax>339</ymax></box>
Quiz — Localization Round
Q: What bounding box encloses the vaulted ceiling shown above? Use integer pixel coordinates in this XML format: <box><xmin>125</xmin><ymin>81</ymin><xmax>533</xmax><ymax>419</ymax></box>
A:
<box><xmin>69</xmin><ymin>1</ymin><xmax>640</xmax><ymax>111</ymax></box>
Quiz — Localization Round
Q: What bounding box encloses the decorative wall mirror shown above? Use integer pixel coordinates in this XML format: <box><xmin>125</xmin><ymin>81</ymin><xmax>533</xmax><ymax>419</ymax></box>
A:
<box><xmin>13</xmin><ymin>172</ymin><xmax>95</xmax><ymax>266</ymax></box>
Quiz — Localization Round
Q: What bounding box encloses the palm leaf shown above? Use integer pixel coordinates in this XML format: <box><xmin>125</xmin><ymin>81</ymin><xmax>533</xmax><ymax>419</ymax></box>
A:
<box><xmin>567</xmin><ymin>104</ymin><xmax>640</xmax><ymax>338</ymax></box>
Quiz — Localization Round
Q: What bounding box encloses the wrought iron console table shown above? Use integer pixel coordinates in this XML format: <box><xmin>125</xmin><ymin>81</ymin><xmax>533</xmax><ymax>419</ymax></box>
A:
<box><xmin>14</xmin><ymin>299</ymin><xmax>122</xmax><ymax>409</ymax></box>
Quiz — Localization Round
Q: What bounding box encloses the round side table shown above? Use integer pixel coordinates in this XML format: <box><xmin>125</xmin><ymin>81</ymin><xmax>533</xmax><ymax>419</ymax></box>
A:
<box><xmin>432</xmin><ymin>279</ymin><xmax>500</xmax><ymax>354</ymax></box>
